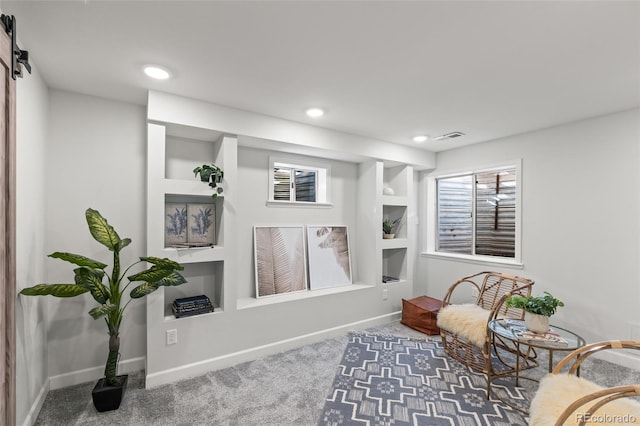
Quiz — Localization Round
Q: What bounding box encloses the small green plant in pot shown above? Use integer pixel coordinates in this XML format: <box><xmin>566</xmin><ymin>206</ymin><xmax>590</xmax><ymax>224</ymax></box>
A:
<box><xmin>19</xmin><ymin>208</ymin><xmax>187</xmax><ymax>412</ymax></box>
<box><xmin>505</xmin><ymin>291</ymin><xmax>565</xmax><ymax>333</ymax></box>
<box><xmin>193</xmin><ymin>164</ymin><xmax>224</xmax><ymax>198</ymax></box>
<box><xmin>382</xmin><ymin>218</ymin><xmax>401</xmax><ymax>239</ymax></box>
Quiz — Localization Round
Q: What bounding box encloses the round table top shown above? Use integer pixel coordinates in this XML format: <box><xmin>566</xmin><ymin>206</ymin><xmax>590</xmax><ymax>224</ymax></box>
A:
<box><xmin>488</xmin><ymin>318</ymin><xmax>586</xmax><ymax>351</ymax></box>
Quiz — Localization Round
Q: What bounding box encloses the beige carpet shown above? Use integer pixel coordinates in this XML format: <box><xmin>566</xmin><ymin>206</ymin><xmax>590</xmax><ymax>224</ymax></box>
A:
<box><xmin>32</xmin><ymin>321</ymin><xmax>639</xmax><ymax>425</ymax></box>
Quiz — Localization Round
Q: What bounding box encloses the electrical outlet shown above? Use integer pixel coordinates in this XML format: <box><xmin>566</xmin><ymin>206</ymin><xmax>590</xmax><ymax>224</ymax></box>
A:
<box><xmin>382</xmin><ymin>288</ymin><xmax>388</xmax><ymax>300</ymax></box>
<box><xmin>166</xmin><ymin>329</ymin><xmax>178</xmax><ymax>345</ymax></box>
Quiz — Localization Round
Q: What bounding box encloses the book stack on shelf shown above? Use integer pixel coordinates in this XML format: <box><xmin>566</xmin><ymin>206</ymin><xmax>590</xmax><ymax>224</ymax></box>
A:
<box><xmin>172</xmin><ymin>295</ymin><xmax>214</xmax><ymax>318</ymax></box>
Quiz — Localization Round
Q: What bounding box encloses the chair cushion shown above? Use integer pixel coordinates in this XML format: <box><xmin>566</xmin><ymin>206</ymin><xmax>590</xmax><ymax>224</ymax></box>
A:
<box><xmin>529</xmin><ymin>374</ymin><xmax>640</xmax><ymax>425</ymax></box>
<box><xmin>437</xmin><ymin>304</ymin><xmax>490</xmax><ymax>348</ymax></box>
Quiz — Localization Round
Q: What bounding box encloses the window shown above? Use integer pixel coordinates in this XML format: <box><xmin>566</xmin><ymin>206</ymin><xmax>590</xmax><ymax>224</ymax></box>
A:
<box><xmin>425</xmin><ymin>162</ymin><xmax>521</xmax><ymax>265</ymax></box>
<box><xmin>273</xmin><ymin>166</ymin><xmax>317</xmax><ymax>202</ymax></box>
<box><xmin>268</xmin><ymin>157</ymin><xmax>330</xmax><ymax>206</ymax></box>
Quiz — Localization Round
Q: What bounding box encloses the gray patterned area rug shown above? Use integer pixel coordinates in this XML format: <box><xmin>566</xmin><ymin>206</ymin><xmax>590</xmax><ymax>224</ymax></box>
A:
<box><xmin>318</xmin><ymin>333</ymin><xmax>527</xmax><ymax>426</ymax></box>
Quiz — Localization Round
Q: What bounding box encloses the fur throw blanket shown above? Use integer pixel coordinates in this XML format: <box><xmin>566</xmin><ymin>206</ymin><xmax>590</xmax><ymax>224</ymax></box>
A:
<box><xmin>437</xmin><ymin>304</ymin><xmax>491</xmax><ymax>347</ymax></box>
<box><xmin>529</xmin><ymin>373</ymin><xmax>640</xmax><ymax>425</ymax></box>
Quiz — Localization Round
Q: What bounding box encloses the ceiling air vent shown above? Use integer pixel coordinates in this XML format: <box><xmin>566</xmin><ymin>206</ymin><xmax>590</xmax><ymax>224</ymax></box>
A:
<box><xmin>433</xmin><ymin>132</ymin><xmax>465</xmax><ymax>141</ymax></box>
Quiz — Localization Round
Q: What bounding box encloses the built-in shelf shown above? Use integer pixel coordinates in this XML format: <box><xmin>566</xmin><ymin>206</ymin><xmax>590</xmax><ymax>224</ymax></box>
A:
<box><xmin>381</xmin><ymin>238</ymin><xmax>408</xmax><ymax>249</ymax></box>
<box><xmin>379</xmin><ymin>164</ymin><xmax>412</xmax><ymax>287</ymax></box>
<box><xmin>160</xmin><ymin>261</ymin><xmax>224</xmax><ymax>313</ymax></box>
<box><xmin>381</xmin><ymin>279</ymin><xmax>408</xmax><ymax>286</ymax></box>
<box><xmin>145</xmin><ymin>92</ymin><xmax>422</xmax><ymax>388</ymax></box>
<box><xmin>237</xmin><ymin>283</ymin><xmax>374</xmax><ymax>310</ymax></box>
<box><xmin>149</xmin><ymin>246</ymin><xmax>226</xmax><ymax>264</ymax></box>
<box><xmin>147</xmin><ymin>121</ymin><xmax>231</xmax><ymax>366</ymax></box>
<box><xmin>382</xmin><ymin>204</ymin><xmax>408</xmax><ymax>240</ymax></box>
<box><xmin>382</xmin><ymin>247</ymin><xmax>407</xmax><ymax>284</ymax></box>
<box><xmin>381</xmin><ymin>195</ymin><xmax>408</xmax><ymax>206</ymax></box>
<box><xmin>162</xmin><ymin>178</ymin><xmax>221</xmax><ymax>197</ymax></box>
<box><xmin>163</xmin><ymin>308</ymin><xmax>224</xmax><ymax>323</ymax></box>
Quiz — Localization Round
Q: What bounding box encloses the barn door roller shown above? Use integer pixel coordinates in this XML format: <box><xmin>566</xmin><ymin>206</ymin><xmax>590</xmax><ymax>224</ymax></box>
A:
<box><xmin>0</xmin><ymin>14</ymin><xmax>31</xmax><ymax>79</ymax></box>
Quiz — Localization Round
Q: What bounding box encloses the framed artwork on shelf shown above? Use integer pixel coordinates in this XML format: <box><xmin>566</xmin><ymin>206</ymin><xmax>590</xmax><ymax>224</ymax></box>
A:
<box><xmin>164</xmin><ymin>203</ymin><xmax>188</xmax><ymax>246</ymax></box>
<box><xmin>306</xmin><ymin>225</ymin><xmax>352</xmax><ymax>290</ymax></box>
<box><xmin>187</xmin><ymin>203</ymin><xmax>216</xmax><ymax>246</ymax></box>
<box><xmin>254</xmin><ymin>226</ymin><xmax>307</xmax><ymax>298</ymax></box>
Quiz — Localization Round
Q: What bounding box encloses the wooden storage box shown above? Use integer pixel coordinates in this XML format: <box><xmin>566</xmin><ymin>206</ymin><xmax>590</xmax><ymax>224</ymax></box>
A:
<box><xmin>401</xmin><ymin>296</ymin><xmax>443</xmax><ymax>335</ymax></box>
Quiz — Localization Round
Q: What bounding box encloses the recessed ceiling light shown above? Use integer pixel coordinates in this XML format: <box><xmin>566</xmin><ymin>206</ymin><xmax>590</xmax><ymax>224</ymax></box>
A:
<box><xmin>143</xmin><ymin>65</ymin><xmax>171</xmax><ymax>80</ymax></box>
<box><xmin>305</xmin><ymin>108</ymin><xmax>324</xmax><ymax>118</ymax></box>
<box><xmin>413</xmin><ymin>135</ymin><xmax>428</xmax><ymax>143</ymax></box>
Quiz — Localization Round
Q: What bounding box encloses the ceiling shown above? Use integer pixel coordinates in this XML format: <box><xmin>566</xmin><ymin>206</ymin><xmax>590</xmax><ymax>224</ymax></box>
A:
<box><xmin>2</xmin><ymin>1</ymin><xmax>639</xmax><ymax>152</ymax></box>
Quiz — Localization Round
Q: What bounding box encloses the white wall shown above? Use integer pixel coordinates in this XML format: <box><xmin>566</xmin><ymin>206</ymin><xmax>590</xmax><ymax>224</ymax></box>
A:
<box><xmin>417</xmin><ymin>108</ymin><xmax>640</xmax><ymax>365</ymax></box>
<box><xmin>15</xmin><ymin>64</ymin><xmax>49</xmax><ymax>426</ymax></box>
<box><xmin>44</xmin><ymin>91</ymin><xmax>147</xmax><ymax>382</ymax></box>
<box><xmin>236</xmin><ymin>147</ymin><xmax>359</xmax><ymax>297</ymax></box>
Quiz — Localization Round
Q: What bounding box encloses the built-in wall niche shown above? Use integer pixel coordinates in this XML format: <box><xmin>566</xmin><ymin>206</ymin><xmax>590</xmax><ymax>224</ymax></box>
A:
<box><xmin>382</xmin><ymin>205</ymin><xmax>407</xmax><ymax>239</ymax></box>
<box><xmin>383</xmin><ymin>165</ymin><xmax>409</xmax><ymax>197</ymax></box>
<box><xmin>165</xmin><ymin>134</ymin><xmax>223</xmax><ymax>180</ymax></box>
<box><xmin>164</xmin><ymin>194</ymin><xmax>223</xmax><ymax>249</ymax></box>
<box><xmin>163</xmin><ymin>261</ymin><xmax>224</xmax><ymax>319</ymax></box>
<box><xmin>382</xmin><ymin>248</ymin><xmax>407</xmax><ymax>284</ymax></box>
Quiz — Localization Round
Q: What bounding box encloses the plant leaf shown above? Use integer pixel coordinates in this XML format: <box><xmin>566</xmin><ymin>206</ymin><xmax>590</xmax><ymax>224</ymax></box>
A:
<box><xmin>130</xmin><ymin>282</ymin><xmax>159</xmax><ymax>298</ymax></box>
<box><xmin>117</xmin><ymin>238</ymin><xmax>132</xmax><ymax>252</ymax></box>
<box><xmin>49</xmin><ymin>252</ymin><xmax>107</xmax><ymax>269</ymax></box>
<box><xmin>140</xmin><ymin>256</ymin><xmax>184</xmax><ymax>271</ymax></box>
<box><xmin>156</xmin><ymin>271</ymin><xmax>187</xmax><ymax>287</ymax></box>
<box><xmin>127</xmin><ymin>267</ymin><xmax>172</xmax><ymax>283</ymax></box>
<box><xmin>74</xmin><ymin>267</ymin><xmax>110</xmax><ymax>304</ymax></box>
<box><xmin>88</xmin><ymin>304</ymin><xmax>117</xmax><ymax>320</ymax></box>
<box><xmin>20</xmin><ymin>284</ymin><xmax>89</xmax><ymax>297</ymax></box>
<box><xmin>85</xmin><ymin>208</ymin><xmax>122</xmax><ymax>252</ymax></box>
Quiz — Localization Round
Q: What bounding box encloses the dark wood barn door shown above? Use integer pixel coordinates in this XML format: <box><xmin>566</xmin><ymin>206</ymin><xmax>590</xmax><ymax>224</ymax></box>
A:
<box><xmin>0</xmin><ymin>21</ymin><xmax>16</xmax><ymax>426</ymax></box>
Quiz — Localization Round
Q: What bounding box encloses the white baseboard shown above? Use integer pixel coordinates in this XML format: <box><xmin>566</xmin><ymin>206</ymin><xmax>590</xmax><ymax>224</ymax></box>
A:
<box><xmin>145</xmin><ymin>311</ymin><xmax>401</xmax><ymax>388</ymax></box>
<box><xmin>48</xmin><ymin>356</ymin><xmax>146</xmax><ymax>390</ymax></box>
<box><xmin>21</xmin><ymin>378</ymin><xmax>49</xmax><ymax>426</ymax></box>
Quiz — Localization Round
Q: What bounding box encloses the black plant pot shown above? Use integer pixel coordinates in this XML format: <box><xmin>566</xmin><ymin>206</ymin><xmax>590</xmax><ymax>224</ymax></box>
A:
<box><xmin>91</xmin><ymin>374</ymin><xmax>128</xmax><ymax>412</ymax></box>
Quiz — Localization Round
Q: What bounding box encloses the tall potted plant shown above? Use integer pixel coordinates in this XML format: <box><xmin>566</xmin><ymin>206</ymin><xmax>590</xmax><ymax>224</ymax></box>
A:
<box><xmin>505</xmin><ymin>291</ymin><xmax>564</xmax><ymax>333</ymax></box>
<box><xmin>20</xmin><ymin>208</ymin><xmax>187</xmax><ymax>412</ymax></box>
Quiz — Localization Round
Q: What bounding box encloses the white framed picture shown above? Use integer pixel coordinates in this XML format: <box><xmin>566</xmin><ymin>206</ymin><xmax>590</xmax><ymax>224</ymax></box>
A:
<box><xmin>164</xmin><ymin>203</ymin><xmax>188</xmax><ymax>247</ymax></box>
<box><xmin>306</xmin><ymin>226</ymin><xmax>352</xmax><ymax>290</ymax></box>
<box><xmin>254</xmin><ymin>226</ymin><xmax>308</xmax><ymax>298</ymax></box>
<box><xmin>187</xmin><ymin>203</ymin><xmax>216</xmax><ymax>245</ymax></box>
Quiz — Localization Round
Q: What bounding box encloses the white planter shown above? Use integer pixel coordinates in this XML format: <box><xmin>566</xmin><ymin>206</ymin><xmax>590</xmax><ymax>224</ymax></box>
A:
<box><xmin>383</xmin><ymin>234</ymin><xmax>395</xmax><ymax>239</ymax></box>
<box><xmin>524</xmin><ymin>312</ymin><xmax>550</xmax><ymax>333</ymax></box>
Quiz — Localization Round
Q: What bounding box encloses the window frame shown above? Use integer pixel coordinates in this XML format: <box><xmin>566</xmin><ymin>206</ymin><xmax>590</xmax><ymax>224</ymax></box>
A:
<box><xmin>267</xmin><ymin>156</ymin><xmax>332</xmax><ymax>208</ymax></box>
<box><xmin>422</xmin><ymin>160</ymin><xmax>523</xmax><ymax>268</ymax></box>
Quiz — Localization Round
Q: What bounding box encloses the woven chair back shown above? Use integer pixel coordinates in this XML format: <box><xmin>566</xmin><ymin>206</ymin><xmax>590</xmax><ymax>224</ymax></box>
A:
<box><xmin>477</xmin><ymin>272</ymin><xmax>533</xmax><ymax>319</ymax></box>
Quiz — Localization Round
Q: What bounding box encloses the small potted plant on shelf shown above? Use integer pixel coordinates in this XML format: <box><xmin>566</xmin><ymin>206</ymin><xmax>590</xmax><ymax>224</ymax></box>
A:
<box><xmin>382</xmin><ymin>218</ymin><xmax>401</xmax><ymax>239</ymax></box>
<box><xmin>19</xmin><ymin>208</ymin><xmax>187</xmax><ymax>412</ymax></box>
<box><xmin>505</xmin><ymin>291</ymin><xmax>565</xmax><ymax>333</ymax></box>
<box><xmin>193</xmin><ymin>164</ymin><xmax>224</xmax><ymax>198</ymax></box>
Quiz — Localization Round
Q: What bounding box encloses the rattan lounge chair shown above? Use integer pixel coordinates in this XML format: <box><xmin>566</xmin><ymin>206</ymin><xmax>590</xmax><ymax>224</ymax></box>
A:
<box><xmin>529</xmin><ymin>340</ymin><xmax>640</xmax><ymax>425</ymax></box>
<box><xmin>437</xmin><ymin>271</ymin><xmax>535</xmax><ymax>392</ymax></box>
